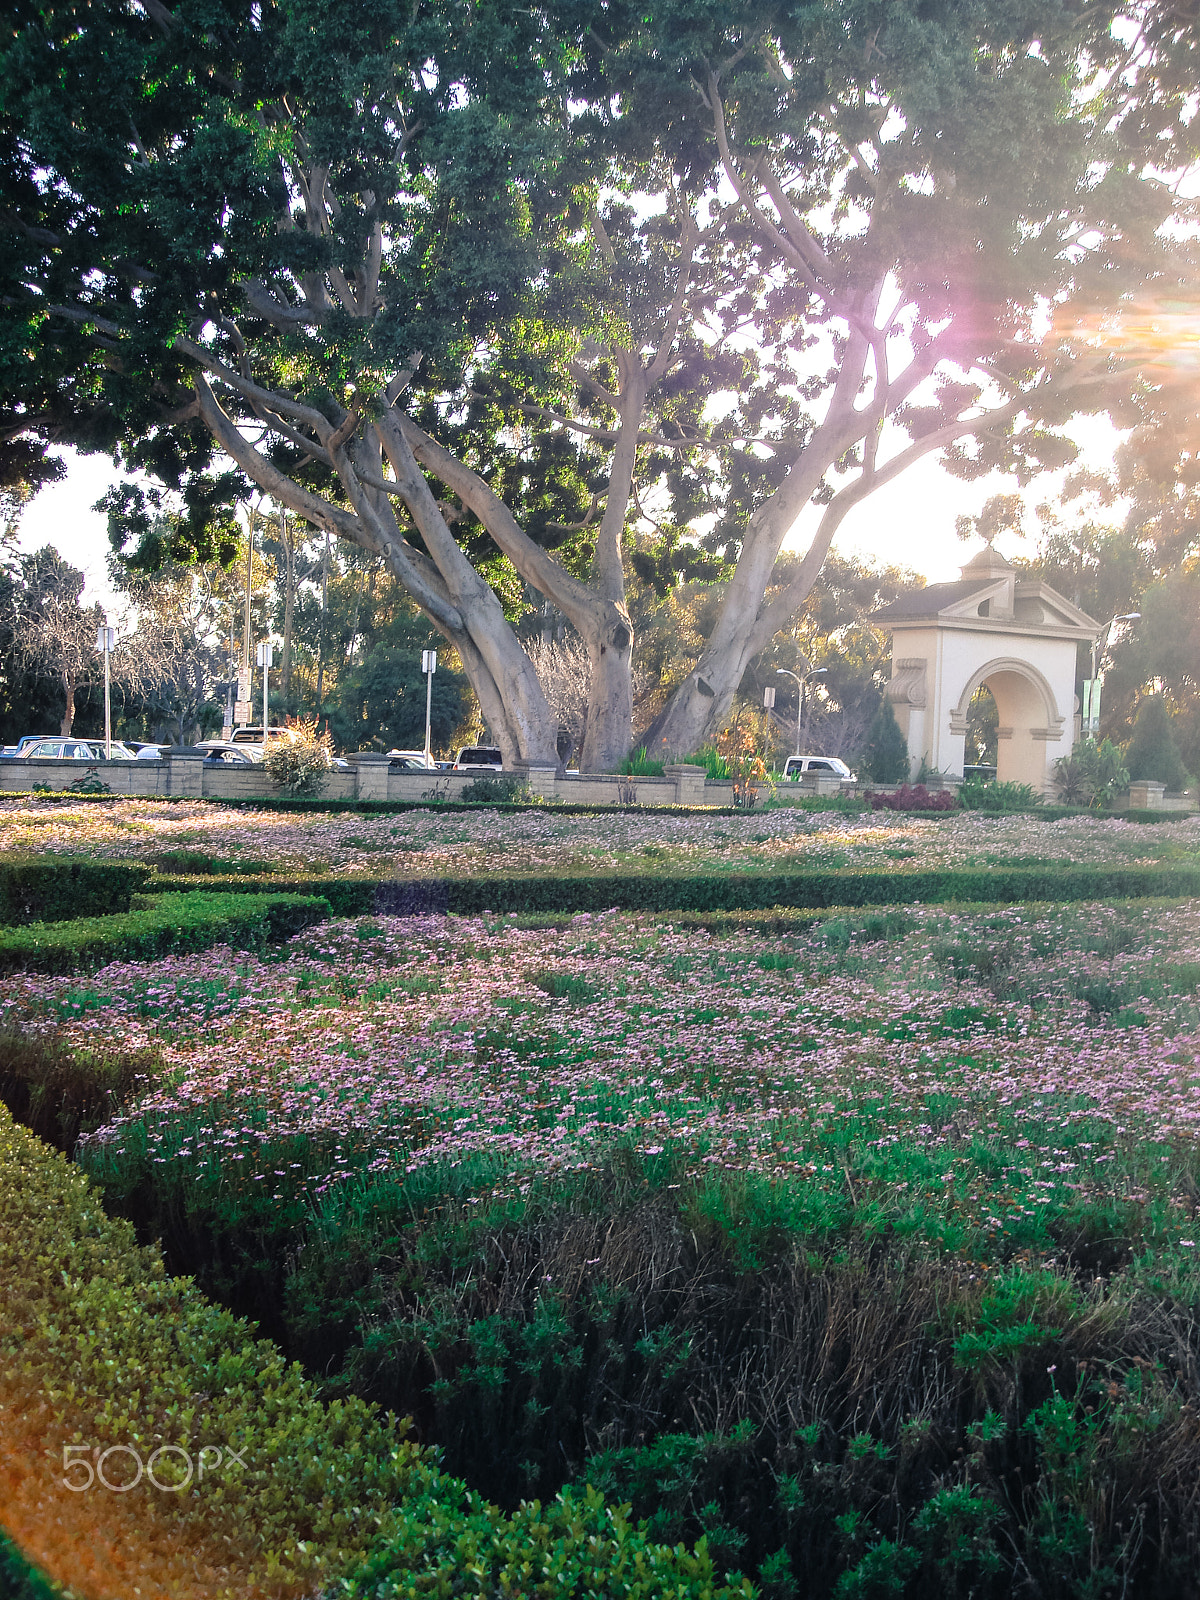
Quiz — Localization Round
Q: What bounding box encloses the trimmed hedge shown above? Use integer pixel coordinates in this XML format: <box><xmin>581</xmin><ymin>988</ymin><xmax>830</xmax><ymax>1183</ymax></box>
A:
<box><xmin>0</xmin><ymin>891</ymin><xmax>331</xmax><ymax>974</ymax></box>
<box><xmin>0</xmin><ymin>1107</ymin><xmax>750</xmax><ymax>1599</ymax></box>
<box><xmin>0</xmin><ymin>857</ymin><xmax>152</xmax><ymax>926</ymax></box>
<box><xmin>152</xmin><ymin>864</ymin><xmax>1200</xmax><ymax>917</ymax></box>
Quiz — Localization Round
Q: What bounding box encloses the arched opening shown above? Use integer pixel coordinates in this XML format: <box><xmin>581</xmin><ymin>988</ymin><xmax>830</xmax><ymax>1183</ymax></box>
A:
<box><xmin>965</xmin><ymin>685</ymin><xmax>997</xmax><ymax>773</ymax></box>
<box><xmin>954</xmin><ymin>661</ymin><xmax>1062</xmax><ymax>788</ymax></box>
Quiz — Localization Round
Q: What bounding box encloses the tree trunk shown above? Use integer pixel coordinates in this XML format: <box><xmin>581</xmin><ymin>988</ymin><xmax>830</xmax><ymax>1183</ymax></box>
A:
<box><xmin>316</xmin><ymin>530</ymin><xmax>329</xmax><ymax>709</ymax></box>
<box><xmin>60</xmin><ymin>673</ymin><xmax>75</xmax><ymax>736</ymax></box>
<box><xmin>579</xmin><ymin>601</ymin><xmax>634</xmax><ymax>771</ymax></box>
<box><xmin>281</xmin><ymin>513</ymin><xmax>294</xmax><ymax>700</ymax></box>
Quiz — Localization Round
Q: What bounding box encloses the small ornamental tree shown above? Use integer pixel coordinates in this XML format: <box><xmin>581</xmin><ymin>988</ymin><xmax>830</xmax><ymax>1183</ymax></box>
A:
<box><xmin>1125</xmin><ymin>694</ymin><xmax>1189</xmax><ymax>790</ymax></box>
<box><xmin>263</xmin><ymin>717</ymin><xmax>334</xmax><ymax>796</ymax></box>
<box><xmin>862</xmin><ymin>696</ymin><xmax>910</xmax><ymax>784</ymax></box>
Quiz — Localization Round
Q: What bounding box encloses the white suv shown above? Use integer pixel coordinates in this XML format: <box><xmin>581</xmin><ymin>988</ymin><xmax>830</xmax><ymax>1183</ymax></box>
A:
<box><xmin>453</xmin><ymin>746</ymin><xmax>503</xmax><ymax>770</ymax></box>
<box><xmin>782</xmin><ymin>755</ymin><xmax>855</xmax><ymax>782</ymax></box>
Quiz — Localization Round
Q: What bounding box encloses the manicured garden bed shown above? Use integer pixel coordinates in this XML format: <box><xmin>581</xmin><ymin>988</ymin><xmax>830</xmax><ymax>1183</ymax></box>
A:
<box><xmin>5</xmin><ymin>880</ymin><xmax>1200</xmax><ymax>1595</ymax></box>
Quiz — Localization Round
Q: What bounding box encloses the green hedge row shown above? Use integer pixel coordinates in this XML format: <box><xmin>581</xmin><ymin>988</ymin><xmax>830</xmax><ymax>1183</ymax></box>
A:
<box><xmin>0</xmin><ymin>1106</ymin><xmax>750</xmax><ymax>1599</ymax></box>
<box><xmin>152</xmin><ymin>864</ymin><xmax>1200</xmax><ymax>917</ymax></box>
<box><xmin>0</xmin><ymin>856</ymin><xmax>152</xmax><ymax>926</ymax></box>
<box><xmin>0</xmin><ymin>891</ymin><xmax>331</xmax><ymax>974</ymax></box>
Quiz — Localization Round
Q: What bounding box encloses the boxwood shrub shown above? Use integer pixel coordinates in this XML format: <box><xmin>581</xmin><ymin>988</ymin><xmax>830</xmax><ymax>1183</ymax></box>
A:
<box><xmin>0</xmin><ymin>857</ymin><xmax>152</xmax><ymax>926</ymax></box>
<box><xmin>0</xmin><ymin>891</ymin><xmax>331</xmax><ymax>974</ymax></box>
<box><xmin>0</xmin><ymin>1108</ymin><xmax>751</xmax><ymax>1600</ymax></box>
<box><xmin>152</xmin><ymin>864</ymin><xmax>1200</xmax><ymax>917</ymax></box>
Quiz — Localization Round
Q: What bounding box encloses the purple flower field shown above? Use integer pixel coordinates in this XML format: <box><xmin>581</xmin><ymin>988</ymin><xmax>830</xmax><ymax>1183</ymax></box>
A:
<box><xmin>3</xmin><ymin>794</ymin><xmax>1199</xmax><ymax>877</ymax></box>
<box><xmin>6</xmin><ymin>894</ymin><xmax>1200</xmax><ymax>1258</ymax></box>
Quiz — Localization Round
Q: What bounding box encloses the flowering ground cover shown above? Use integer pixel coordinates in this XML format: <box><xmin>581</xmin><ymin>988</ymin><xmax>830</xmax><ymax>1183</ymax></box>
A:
<box><xmin>8</xmin><ymin>851</ymin><xmax>1200</xmax><ymax>1593</ymax></box>
<box><xmin>2</xmin><ymin>793</ymin><xmax>1199</xmax><ymax>881</ymax></box>
<box><xmin>3</xmin><ymin>898</ymin><xmax>1197</xmax><ymax>1257</ymax></box>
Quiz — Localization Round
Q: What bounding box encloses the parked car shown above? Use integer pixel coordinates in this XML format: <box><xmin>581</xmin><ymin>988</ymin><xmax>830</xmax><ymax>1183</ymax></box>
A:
<box><xmin>134</xmin><ymin>743</ymin><xmax>172</xmax><ymax>759</ymax></box>
<box><xmin>452</xmin><ymin>746</ymin><xmax>503</xmax><ymax>770</ymax></box>
<box><xmin>781</xmin><ymin>755</ymin><xmax>856</xmax><ymax>782</ymax></box>
<box><xmin>386</xmin><ymin>748</ymin><xmax>436</xmax><ymax>769</ymax></box>
<box><xmin>200</xmin><ymin>744</ymin><xmax>257</xmax><ymax>767</ymax></box>
<box><xmin>15</xmin><ymin>736</ymin><xmax>112</xmax><ymax>761</ymax></box>
<box><xmin>962</xmin><ymin>764</ymin><xmax>997</xmax><ymax>782</ymax></box>
<box><xmin>11</xmin><ymin>734</ymin><xmax>57</xmax><ymax>756</ymax></box>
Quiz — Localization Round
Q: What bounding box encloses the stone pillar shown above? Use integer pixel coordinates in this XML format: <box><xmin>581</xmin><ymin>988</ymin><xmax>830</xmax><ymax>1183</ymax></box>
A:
<box><xmin>347</xmin><ymin>752</ymin><xmax>391</xmax><ymax>801</ymax></box>
<box><xmin>166</xmin><ymin>750</ymin><xmax>205</xmax><ymax>797</ymax></box>
<box><xmin>665</xmin><ymin>764</ymin><xmax>706</xmax><ymax>806</ymax></box>
<box><xmin>1128</xmin><ymin>780</ymin><xmax>1165</xmax><ymax>810</ymax></box>
<box><xmin>512</xmin><ymin>762</ymin><xmax>558</xmax><ymax>800</ymax></box>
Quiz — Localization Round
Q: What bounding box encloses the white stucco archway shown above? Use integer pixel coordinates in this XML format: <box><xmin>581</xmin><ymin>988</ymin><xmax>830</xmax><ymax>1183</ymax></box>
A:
<box><xmin>948</xmin><ymin>658</ymin><xmax>1066</xmax><ymax>788</ymax></box>
<box><xmin>873</xmin><ymin>546</ymin><xmax>1098</xmax><ymax>794</ymax></box>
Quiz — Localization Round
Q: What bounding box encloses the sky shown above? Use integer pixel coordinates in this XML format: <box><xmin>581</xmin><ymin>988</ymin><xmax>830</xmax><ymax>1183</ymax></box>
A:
<box><xmin>14</xmin><ymin>414</ymin><xmax>1123</xmax><ymax>621</ymax></box>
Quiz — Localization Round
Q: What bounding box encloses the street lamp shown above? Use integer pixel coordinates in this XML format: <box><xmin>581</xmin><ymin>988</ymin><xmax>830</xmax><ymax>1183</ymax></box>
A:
<box><xmin>1084</xmin><ymin>612</ymin><xmax>1139</xmax><ymax>734</ymax></box>
<box><xmin>776</xmin><ymin>666</ymin><xmax>828</xmax><ymax>759</ymax></box>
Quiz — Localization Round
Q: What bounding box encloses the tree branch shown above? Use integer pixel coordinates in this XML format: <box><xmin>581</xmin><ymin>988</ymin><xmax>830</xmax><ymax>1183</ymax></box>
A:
<box><xmin>391</xmin><ymin>412</ymin><xmax>599</xmax><ymax>623</ymax></box>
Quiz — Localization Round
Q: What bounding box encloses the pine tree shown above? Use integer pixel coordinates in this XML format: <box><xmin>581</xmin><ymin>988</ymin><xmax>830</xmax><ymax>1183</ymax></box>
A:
<box><xmin>1125</xmin><ymin>695</ymin><xmax>1189</xmax><ymax>790</ymax></box>
<box><xmin>863</xmin><ymin>696</ymin><xmax>910</xmax><ymax>783</ymax></box>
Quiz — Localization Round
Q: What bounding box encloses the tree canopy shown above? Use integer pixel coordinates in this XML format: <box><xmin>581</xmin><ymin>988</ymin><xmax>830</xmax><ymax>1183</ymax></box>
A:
<box><xmin>3</xmin><ymin>0</ymin><xmax>1197</xmax><ymax>766</ymax></box>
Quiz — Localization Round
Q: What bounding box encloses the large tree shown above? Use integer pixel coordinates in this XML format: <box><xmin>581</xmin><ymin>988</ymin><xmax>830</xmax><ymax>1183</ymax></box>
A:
<box><xmin>2</xmin><ymin>0</ymin><xmax>1194</xmax><ymax>766</ymax></box>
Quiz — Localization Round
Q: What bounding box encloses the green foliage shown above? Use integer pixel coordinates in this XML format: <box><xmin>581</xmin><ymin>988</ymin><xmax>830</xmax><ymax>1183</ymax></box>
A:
<box><xmin>0</xmin><ymin>1107</ymin><xmax>756</xmax><ymax>1599</ymax></box>
<box><xmin>958</xmin><ymin>779</ymin><xmax>1043</xmax><ymax>813</ymax></box>
<box><xmin>688</xmin><ymin>746</ymin><xmax>732</xmax><ymax>781</ymax></box>
<box><xmin>262</xmin><ymin>719</ymin><xmax>335</xmax><ymax>796</ymax></box>
<box><xmin>337</xmin><ymin>1479</ymin><xmax>753</xmax><ymax>1599</ymax></box>
<box><xmin>458</xmin><ymin>773</ymin><xmax>533</xmax><ymax>805</ymax></box>
<box><xmin>0</xmin><ymin>1103</ymin><xmax>420</xmax><ymax>1589</ymax></box>
<box><xmin>861</xmin><ymin>698</ymin><xmax>909</xmax><ymax>784</ymax></box>
<box><xmin>622</xmin><ymin>747</ymin><xmax>667</xmax><ymax>777</ymax></box>
<box><xmin>1054</xmin><ymin>739</ymin><xmax>1130</xmax><ymax>807</ymax></box>
<box><xmin>324</xmin><ymin>646</ymin><xmax>467</xmax><ymax>756</ymax></box>
<box><xmin>1125</xmin><ymin>695</ymin><xmax>1189</xmax><ymax>790</ymax></box>
<box><xmin>0</xmin><ymin>1030</ymin><xmax>162</xmax><ymax>1156</ymax></box>
<box><xmin>0</xmin><ymin>856</ymin><xmax>151</xmax><ymax>926</ymax></box>
<box><xmin>149</xmin><ymin>865</ymin><xmax>1200</xmax><ymax>918</ymax></box>
<box><xmin>0</xmin><ymin>1533</ymin><xmax>59</xmax><ymax>1600</ymax></box>
<box><xmin>0</xmin><ymin>891</ymin><xmax>330</xmax><ymax>974</ymax></box>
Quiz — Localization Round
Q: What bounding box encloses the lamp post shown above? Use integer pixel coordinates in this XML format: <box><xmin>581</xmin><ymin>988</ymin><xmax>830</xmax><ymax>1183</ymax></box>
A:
<box><xmin>1084</xmin><ymin>612</ymin><xmax>1139</xmax><ymax>734</ymax></box>
<box><xmin>421</xmin><ymin>649</ymin><xmax>437</xmax><ymax>767</ymax></box>
<box><xmin>256</xmin><ymin>639</ymin><xmax>273</xmax><ymax>741</ymax></box>
<box><xmin>776</xmin><ymin>666</ymin><xmax>827</xmax><ymax>759</ymax></box>
<box><xmin>95</xmin><ymin>624</ymin><xmax>116</xmax><ymax>758</ymax></box>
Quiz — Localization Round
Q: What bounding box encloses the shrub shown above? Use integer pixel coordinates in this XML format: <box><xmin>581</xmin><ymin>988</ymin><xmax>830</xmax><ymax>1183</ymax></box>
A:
<box><xmin>458</xmin><ymin>773</ymin><xmax>532</xmax><ymax>804</ymax></box>
<box><xmin>620</xmin><ymin>746</ymin><xmax>667</xmax><ymax>777</ymax></box>
<box><xmin>0</xmin><ymin>1102</ymin><xmax>419</xmax><ymax>1593</ymax></box>
<box><xmin>263</xmin><ymin>717</ymin><xmax>335</xmax><ymax>796</ymax></box>
<box><xmin>687</xmin><ymin>744</ymin><xmax>732</xmax><ymax>781</ymax></box>
<box><xmin>150</xmin><ymin>865</ymin><xmax>1200</xmax><ymax>917</ymax></box>
<box><xmin>0</xmin><ymin>1031</ymin><xmax>162</xmax><ymax>1155</ymax></box>
<box><xmin>0</xmin><ymin>1107</ymin><xmax>752</xmax><ymax>1600</ymax></box>
<box><xmin>958</xmin><ymin>779</ymin><xmax>1043</xmax><ymax>812</ymax></box>
<box><xmin>1054</xmin><ymin>738</ymin><xmax>1129</xmax><ymax>807</ymax></box>
<box><xmin>337</xmin><ymin>1480</ymin><xmax>753</xmax><ymax>1599</ymax></box>
<box><xmin>864</xmin><ymin>784</ymin><xmax>958</xmax><ymax>812</ymax></box>
<box><xmin>1125</xmin><ymin>695</ymin><xmax>1189</xmax><ymax>790</ymax></box>
<box><xmin>0</xmin><ymin>857</ymin><xmax>152</xmax><ymax>926</ymax></box>
<box><xmin>716</xmin><ymin>718</ymin><xmax>773</xmax><ymax>808</ymax></box>
<box><xmin>861</xmin><ymin>697</ymin><xmax>909</xmax><ymax>784</ymax></box>
<box><xmin>0</xmin><ymin>891</ymin><xmax>330</xmax><ymax>974</ymax></box>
